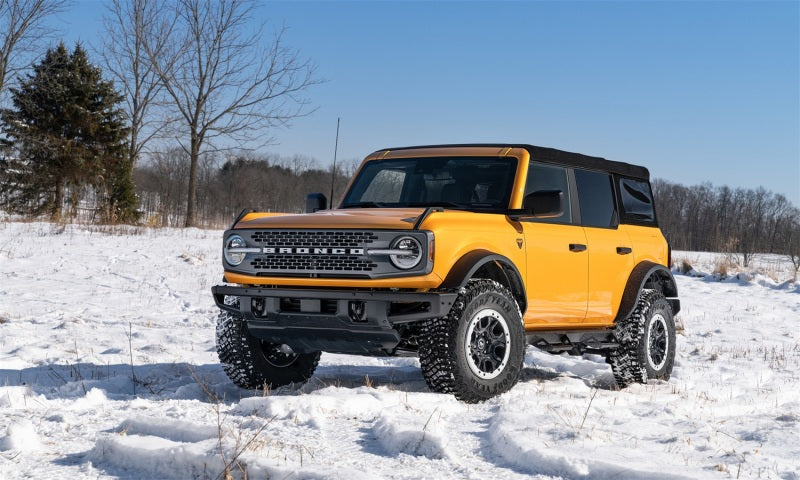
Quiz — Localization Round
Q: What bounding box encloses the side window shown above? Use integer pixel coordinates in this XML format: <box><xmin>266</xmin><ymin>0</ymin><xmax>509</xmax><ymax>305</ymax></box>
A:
<box><xmin>524</xmin><ymin>162</ymin><xmax>571</xmax><ymax>224</ymax></box>
<box><xmin>619</xmin><ymin>177</ymin><xmax>655</xmax><ymax>223</ymax></box>
<box><xmin>574</xmin><ymin>169</ymin><xmax>617</xmax><ymax>228</ymax></box>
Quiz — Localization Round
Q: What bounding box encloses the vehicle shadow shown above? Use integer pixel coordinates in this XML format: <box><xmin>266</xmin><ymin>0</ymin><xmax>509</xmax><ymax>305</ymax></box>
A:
<box><xmin>0</xmin><ymin>354</ymin><xmax>618</xmax><ymax>405</ymax></box>
<box><xmin>520</xmin><ymin>352</ymin><xmax>620</xmax><ymax>391</ymax></box>
<box><xmin>298</xmin><ymin>361</ymin><xmax>430</xmax><ymax>394</ymax></box>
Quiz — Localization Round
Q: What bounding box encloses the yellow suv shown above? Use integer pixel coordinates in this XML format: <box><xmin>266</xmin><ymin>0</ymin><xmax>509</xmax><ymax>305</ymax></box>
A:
<box><xmin>212</xmin><ymin>144</ymin><xmax>680</xmax><ymax>402</ymax></box>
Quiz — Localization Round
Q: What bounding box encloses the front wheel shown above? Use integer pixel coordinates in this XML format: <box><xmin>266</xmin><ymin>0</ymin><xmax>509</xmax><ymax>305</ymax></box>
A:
<box><xmin>608</xmin><ymin>290</ymin><xmax>676</xmax><ymax>388</ymax></box>
<box><xmin>418</xmin><ymin>279</ymin><xmax>525</xmax><ymax>403</ymax></box>
<box><xmin>216</xmin><ymin>308</ymin><xmax>320</xmax><ymax>390</ymax></box>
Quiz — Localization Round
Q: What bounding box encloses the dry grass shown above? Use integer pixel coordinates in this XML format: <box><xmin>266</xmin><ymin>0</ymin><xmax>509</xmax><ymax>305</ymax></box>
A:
<box><xmin>86</xmin><ymin>224</ymin><xmax>148</xmax><ymax>236</ymax></box>
<box><xmin>674</xmin><ymin>315</ymin><xmax>685</xmax><ymax>335</ymax></box>
<box><xmin>680</xmin><ymin>259</ymin><xmax>693</xmax><ymax>274</ymax></box>
<box><xmin>673</xmin><ymin>250</ymin><xmax>799</xmax><ymax>284</ymax></box>
<box><xmin>713</xmin><ymin>260</ymin><xmax>729</xmax><ymax>279</ymax></box>
<box><xmin>1</xmin><ymin>210</ymin><xmax>227</xmax><ymax>235</ymax></box>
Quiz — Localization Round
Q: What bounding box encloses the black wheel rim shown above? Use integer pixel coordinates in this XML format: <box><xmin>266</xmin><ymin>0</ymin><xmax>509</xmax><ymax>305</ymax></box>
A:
<box><xmin>466</xmin><ymin>308</ymin><xmax>511</xmax><ymax>379</ymax></box>
<box><xmin>647</xmin><ymin>313</ymin><xmax>668</xmax><ymax>370</ymax></box>
<box><xmin>261</xmin><ymin>342</ymin><xmax>298</xmax><ymax>367</ymax></box>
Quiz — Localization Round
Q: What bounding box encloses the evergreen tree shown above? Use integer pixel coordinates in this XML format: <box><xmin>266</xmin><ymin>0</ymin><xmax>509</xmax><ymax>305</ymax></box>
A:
<box><xmin>0</xmin><ymin>43</ymin><xmax>137</xmax><ymax>222</ymax></box>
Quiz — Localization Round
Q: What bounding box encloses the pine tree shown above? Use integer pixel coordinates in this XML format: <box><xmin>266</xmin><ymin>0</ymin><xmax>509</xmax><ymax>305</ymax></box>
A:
<box><xmin>0</xmin><ymin>43</ymin><xmax>137</xmax><ymax>222</ymax></box>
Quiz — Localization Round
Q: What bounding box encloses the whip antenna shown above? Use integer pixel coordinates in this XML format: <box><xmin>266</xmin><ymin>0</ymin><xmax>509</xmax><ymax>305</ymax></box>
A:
<box><xmin>329</xmin><ymin>117</ymin><xmax>340</xmax><ymax>207</ymax></box>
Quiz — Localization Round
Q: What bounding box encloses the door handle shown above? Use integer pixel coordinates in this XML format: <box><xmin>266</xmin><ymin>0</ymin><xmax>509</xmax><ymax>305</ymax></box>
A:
<box><xmin>569</xmin><ymin>243</ymin><xmax>587</xmax><ymax>252</ymax></box>
<box><xmin>616</xmin><ymin>247</ymin><xmax>632</xmax><ymax>255</ymax></box>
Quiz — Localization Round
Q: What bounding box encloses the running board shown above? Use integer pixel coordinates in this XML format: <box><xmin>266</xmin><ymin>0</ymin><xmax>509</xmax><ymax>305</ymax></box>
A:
<box><xmin>526</xmin><ymin>330</ymin><xmax>618</xmax><ymax>355</ymax></box>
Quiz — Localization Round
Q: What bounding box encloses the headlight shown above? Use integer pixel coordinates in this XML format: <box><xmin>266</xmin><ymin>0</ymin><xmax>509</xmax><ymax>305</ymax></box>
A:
<box><xmin>388</xmin><ymin>236</ymin><xmax>422</xmax><ymax>269</ymax></box>
<box><xmin>224</xmin><ymin>235</ymin><xmax>248</xmax><ymax>266</ymax></box>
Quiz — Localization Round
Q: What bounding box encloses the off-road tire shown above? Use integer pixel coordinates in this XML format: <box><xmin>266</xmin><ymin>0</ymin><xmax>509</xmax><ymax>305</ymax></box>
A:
<box><xmin>216</xmin><ymin>308</ymin><xmax>320</xmax><ymax>389</ymax></box>
<box><xmin>418</xmin><ymin>279</ymin><xmax>525</xmax><ymax>403</ymax></box>
<box><xmin>608</xmin><ymin>289</ymin><xmax>676</xmax><ymax>388</ymax></box>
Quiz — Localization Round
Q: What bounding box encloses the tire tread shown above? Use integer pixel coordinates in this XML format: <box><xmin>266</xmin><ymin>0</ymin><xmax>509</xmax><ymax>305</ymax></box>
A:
<box><xmin>216</xmin><ymin>308</ymin><xmax>320</xmax><ymax>389</ymax></box>
<box><xmin>608</xmin><ymin>289</ymin><xmax>673</xmax><ymax>388</ymax></box>
<box><xmin>418</xmin><ymin>279</ymin><xmax>523</xmax><ymax>403</ymax></box>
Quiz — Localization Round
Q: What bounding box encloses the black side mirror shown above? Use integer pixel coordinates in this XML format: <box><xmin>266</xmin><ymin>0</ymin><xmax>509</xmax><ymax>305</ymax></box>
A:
<box><xmin>305</xmin><ymin>193</ymin><xmax>328</xmax><ymax>213</ymax></box>
<box><xmin>523</xmin><ymin>190</ymin><xmax>563</xmax><ymax>218</ymax></box>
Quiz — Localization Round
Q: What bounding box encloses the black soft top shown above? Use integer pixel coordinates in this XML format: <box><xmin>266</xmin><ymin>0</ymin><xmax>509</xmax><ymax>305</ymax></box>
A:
<box><xmin>379</xmin><ymin>143</ymin><xmax>650</xmax><ymax>180</ymax></box>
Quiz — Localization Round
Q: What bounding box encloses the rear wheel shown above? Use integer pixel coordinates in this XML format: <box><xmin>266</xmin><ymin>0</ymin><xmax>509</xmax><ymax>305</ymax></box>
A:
<box><xmin>608</xmin><ymin>289</ymin><xmax>676</xmax><ymax>388</ymax></box>
<box><xmin>418</xmin><ymin>279</ymin><xmax>524</xmax><ymax>403</ymax></box>
<box><xmin>216</xmin><ymin>307</ymin><xmax>320</xmax><ymax>390</ymax></box>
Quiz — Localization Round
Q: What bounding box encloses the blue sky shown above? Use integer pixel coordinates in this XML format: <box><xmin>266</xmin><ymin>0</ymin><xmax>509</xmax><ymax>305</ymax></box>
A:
<box><xmin>50</xmin><ymin>1</ymin><xmax>799</xmax><ymax>205</ymax></box>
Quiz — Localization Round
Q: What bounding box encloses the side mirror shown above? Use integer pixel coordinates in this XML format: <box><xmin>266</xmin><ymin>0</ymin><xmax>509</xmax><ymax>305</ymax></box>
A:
<box><xmin>523</xmin><ymin>190</ymin><xmax>563</xmax><ymax>218</ymax></box>
<box><xmin>305</xmin><ymin>193</ymin><xmax>328</xmax><ymax>213</ymax></box>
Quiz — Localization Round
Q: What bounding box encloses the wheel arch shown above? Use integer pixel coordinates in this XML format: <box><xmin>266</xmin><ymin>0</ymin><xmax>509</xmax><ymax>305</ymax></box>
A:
<box><xmin>439</xmin><ymin>250</ymin><xmax>527</xmax><ymax>313</ymax></box>
<box><xmin>615</xmin><ymin>261</ymin><xmax>680</xmax><ymax>322</ymax></box>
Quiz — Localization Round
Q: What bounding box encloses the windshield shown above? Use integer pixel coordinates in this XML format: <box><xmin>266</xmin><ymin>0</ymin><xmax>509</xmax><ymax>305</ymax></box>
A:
<box><xmin>340</xmin><ymin>156</ymin><xmax>517</xmax><ymax>210</ymax></box>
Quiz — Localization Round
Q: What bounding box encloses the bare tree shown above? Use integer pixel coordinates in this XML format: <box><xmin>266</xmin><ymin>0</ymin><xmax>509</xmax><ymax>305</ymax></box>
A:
<box><xmin>0</xmin><ymin>0</ymin><xmax>67</xmax><ymax>102</ymax></box>
<box><xmin>101</xmin><ymin>0</ymin><xmax>167</xmax><ymax>168</ymax></box>
<box><xmin>143</xmin><ymin>0</ymin><xmax>318</xmax><ymax>227</ymax></box>
<box><xmin>653</xmin><ymin>179</ymin><xmax>800</xmax><ymax>274</ymax></box>
<box><xmin>788</xmin><ymin>219</ymin><xmax>800</xmax><ymax>283</ymax></box>
<box><xmin>134</xmin><ymin>147</ymin><xmax>189</xmax><ymax>226</ymax></box>
<box><xmin>134</xmin><ymin>149</ymin><xmax>358</xmax><ymax>226</ymax></box>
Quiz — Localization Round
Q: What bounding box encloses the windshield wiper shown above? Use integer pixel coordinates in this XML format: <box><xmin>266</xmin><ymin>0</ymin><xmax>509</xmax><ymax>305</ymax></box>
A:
<box><xmin>342</xmin><ymin>201</ymin><xmax>489</xmax><ymax>209</ymax></box>
<box><xmin>340</xmin><ymin>201</ymin><xmax>386</xmax><ymax>208</ymax></box>
<box><xmin>407</xmin><ymin>202</ymin><xmax>468</xmax><ymax>209</ymax></box>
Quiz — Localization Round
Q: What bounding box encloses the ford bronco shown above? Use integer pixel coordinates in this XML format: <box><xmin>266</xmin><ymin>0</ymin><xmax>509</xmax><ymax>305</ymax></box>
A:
<box><xmin>211</xmin><ymin>144</ymin><xmax>680</xmax><ymax>402</ymax></box>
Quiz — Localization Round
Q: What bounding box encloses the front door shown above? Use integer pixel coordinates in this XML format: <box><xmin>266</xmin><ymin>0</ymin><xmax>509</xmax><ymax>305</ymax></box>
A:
<box><xmin>521</xmin><ymin>162</ymin><xmax>588</xmax><ymax>327</ymax></box>
<box><xmin>523</xmin><ymin>222</ymin><xmax>588</xmax><ymax>326</ymax></box>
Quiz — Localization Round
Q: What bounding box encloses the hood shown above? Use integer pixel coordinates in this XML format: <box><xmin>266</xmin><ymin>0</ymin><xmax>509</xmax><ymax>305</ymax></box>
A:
<box><xmin>234</xmin><ymin>208</ymin><xmax>427</xmax><ymax>230</ymax></box>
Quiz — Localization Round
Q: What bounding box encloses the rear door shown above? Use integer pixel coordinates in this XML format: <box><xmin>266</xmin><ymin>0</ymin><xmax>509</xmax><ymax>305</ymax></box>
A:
<box><xmin>573</xmin><ymin>169</ymin><xmax>634</xmax><ymax>325</ymax></box>
<box><xmin>521</xmin><ymin>162</ymin><xmax>588</xmax><ymax>327</ymax></box>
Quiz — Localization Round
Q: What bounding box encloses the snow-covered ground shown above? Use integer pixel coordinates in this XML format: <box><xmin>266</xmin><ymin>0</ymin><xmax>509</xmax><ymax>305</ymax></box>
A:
<box><xmin>1</xmin><ymin>221</ymin><xmax>798</xmax><ymax>479</ymax></box>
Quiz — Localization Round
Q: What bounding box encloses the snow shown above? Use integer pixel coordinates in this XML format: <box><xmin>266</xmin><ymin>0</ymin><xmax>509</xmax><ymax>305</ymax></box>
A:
<box><xmin>1</xmin><ymin>221</ymin><xmax>799</xmax><ymax>479</ymax></box>
<box><xmin>0</xmin><ymin>419</ymin><xmax>43</xmax><ymax>452</ymax></box>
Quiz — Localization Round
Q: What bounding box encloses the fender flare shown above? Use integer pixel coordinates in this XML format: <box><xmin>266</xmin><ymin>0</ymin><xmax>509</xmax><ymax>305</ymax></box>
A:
<box><xmin>439</xmin><ymin>250</ymin><xmax>527</xmax><ymax>312</ymax></box>
<box><xmin>615</xmin><ymin>261</ymin><xmax>680</xmax><ymax>322</ymax></box>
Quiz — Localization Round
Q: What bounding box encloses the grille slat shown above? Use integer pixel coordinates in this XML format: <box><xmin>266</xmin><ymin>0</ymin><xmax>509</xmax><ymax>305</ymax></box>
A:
<box><xmin>251</xmin><ymin>230</ymin><xmax>378</xmax><ymax>247</ymax></box>
<box><xmin>251</xmin><ymin>255</ymin><xmax>378</xmax><ymax>272</ymax></box>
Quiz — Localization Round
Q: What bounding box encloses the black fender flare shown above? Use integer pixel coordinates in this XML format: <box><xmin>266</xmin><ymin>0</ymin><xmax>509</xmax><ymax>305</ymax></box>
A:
<box><xmin>615</xmin><ymin>261</ymin><xmax>680</xmax><ymax>322</ymax></box>
<box><xmin>439</xmin><ymin>250</ymin><xmax>527</xmax><ymax>312</ymax></box>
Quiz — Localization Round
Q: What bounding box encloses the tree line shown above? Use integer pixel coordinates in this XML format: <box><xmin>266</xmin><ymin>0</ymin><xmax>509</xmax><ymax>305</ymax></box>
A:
<box><xmin>653</xmin><ymin>180</ymin><xmax>800</xmax><ymax>272</ymax></box>
<box><xmin>134</xmin><ymin>150</ymin><xmax>356</xmax><ymax>227</ymax></box>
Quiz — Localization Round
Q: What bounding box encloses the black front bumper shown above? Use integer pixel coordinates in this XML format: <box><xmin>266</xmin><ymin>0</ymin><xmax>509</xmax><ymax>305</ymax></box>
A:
<box><xmin>211</xmin><ymin>285</ymin><xmax>457</xmax><ymax>355</ymax></box>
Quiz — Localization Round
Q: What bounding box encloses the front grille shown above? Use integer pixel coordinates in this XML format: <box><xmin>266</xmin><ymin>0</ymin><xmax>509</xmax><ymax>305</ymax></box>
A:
<box><xmin>251</xmin><ymin>230</ymin><xmax>378</xmax><ymax>247</ymax></box>
<box><xmin>251</xmin><ymin>255</ymin><xmax>378</xmax><ymax>272</ymax></box>
<box><xmin>229</xmin><ymin>229</ymin><xmax>431</xmax><ymax>278</ymax></box>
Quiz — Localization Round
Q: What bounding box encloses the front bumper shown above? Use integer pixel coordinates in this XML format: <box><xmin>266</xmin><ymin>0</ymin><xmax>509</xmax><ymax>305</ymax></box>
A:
<box><xmin>211</xmin><ymin>285</ymin><xmax>456</xmax><ymax>355</ymax></box>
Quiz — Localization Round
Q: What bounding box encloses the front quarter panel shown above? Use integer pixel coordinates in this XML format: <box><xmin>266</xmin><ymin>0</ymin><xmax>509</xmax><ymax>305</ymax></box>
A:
<box><xmin>421</xmin><ymin>211</ymin><xmax>526</xmax><ymax>289</ymax></box>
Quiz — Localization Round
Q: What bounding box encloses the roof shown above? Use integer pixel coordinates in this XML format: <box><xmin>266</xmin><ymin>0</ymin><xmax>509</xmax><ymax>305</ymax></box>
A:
<box><xmin>374</xmin><ymin>143</ymin><xmax>651</xmax><ymax>180</ymax></box>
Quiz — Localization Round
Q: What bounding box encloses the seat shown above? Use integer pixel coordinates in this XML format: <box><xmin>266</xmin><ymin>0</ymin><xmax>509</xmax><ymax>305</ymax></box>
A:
<box><xmin>441</xmin><ymin>183</ymin><xmax>471</xmax><ymax>204</ymax></box>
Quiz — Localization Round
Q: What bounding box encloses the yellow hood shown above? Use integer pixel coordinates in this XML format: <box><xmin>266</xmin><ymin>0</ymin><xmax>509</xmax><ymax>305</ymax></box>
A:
<box><xmin>234</xmin><ymin>208</ymin><xmax>427</xmax><ymax>230</ymax></box>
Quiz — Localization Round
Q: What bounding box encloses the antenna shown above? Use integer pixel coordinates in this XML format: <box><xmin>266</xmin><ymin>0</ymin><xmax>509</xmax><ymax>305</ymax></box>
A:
<box><xmin>329</xmin><ymin>117</ymin><xmax>340</xmax><ymax>208</ymax></box>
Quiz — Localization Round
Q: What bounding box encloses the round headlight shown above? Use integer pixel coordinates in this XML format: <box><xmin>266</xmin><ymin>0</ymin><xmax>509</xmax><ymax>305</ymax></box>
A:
<box><xmin>389</xmin><ymin>236</ymin><xmax>423</xmax><ymax>270</ymax></box>
<box><xmin>224</xmin><ymin>235</ymin><xmax>247</xmax><ymax>266</ymax></box>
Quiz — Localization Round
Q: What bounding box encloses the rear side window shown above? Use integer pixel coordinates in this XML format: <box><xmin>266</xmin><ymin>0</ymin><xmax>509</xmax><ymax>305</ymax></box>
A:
<box><xmin>524</xmin><ymin>162</ymin><xmax>572</xmax><ymax>224</ymax></box>
<box><xmin>619</xmin><ymin>178</ymin><xmax>656</xmax><ymax>223</ymax></box>
<box><xmin>575</xmin><ymin>169</ymin><xmax>617</xmax><ymax>228</ymax></box>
